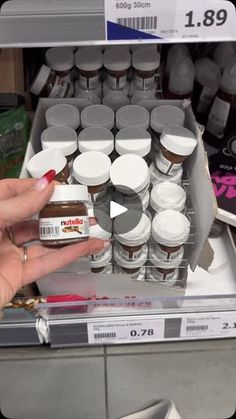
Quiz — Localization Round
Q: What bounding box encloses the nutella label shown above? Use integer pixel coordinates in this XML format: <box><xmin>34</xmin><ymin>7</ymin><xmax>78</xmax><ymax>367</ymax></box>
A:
<box><xmin>156</xmin><ymin>150</ymin><xmax>182</xmax><ymax>175</ymax></box>
<box><xmin>117</xmin><ymin>243</ymin><xmax>144</xmax><ymax>261</ymax></box>
<box><xmin>134</xmin><ymin>75</ymin><xmax>155</xmax><ymax>90</ymax></box>
<box><xmin>90</xmin><ymin>245</ymin><xmax>112</xmax><ymax>262</ymax></box>
<box><xmin>206</xmin><ymin>96</ymin><xmax>231</xmax><ymax>139</ymax></box>
<box><xmin>197</xmin><ymin>86</ymin><xmax>217</xmax><ymax>115</ymax></box>
<box><xmin>107</xmin><ymin>74</ymin><xmax>127</xmax><ymax>90</ymax></box>
<box><xmin>39</xmin><ymin>216</ymin><xmax>89</xmax><ymax>241</ymax></box>
<box><xmin>79</xmin><ymin>74</ymin><xmax>99</xmax><ymax>90</ymax></box>
<box><xmin>49</xmin><ymin>76</ymin><xmax>68</xmax><ymax>98</ymax></box>
<box><xmin>147</xmin><ymin>268</ymin><xmax>177</xmax><ymax>283</ymax></box>
<box><xmin>155</xmin><ymin>244</ymin><xmax>183</xmax><ymax>261</ymax></box>
<box><xmin>118</xmin><ymin>266</ymin><xmax>146</xmax><ymax>280</ymax></box>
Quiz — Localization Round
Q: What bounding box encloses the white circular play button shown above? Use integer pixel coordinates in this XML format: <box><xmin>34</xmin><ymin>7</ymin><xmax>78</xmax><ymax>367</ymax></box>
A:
<box><xmin>110</xmin><ymin>201</ymin><xmax>128</xmax><ymax>219</ymax></box>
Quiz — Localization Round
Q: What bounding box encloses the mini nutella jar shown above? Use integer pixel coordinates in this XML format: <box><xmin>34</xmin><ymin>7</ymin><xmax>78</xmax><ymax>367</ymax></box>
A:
<box><xmin>115</xmin><ymin>127</ymin><xmax>151</xmax><ymax>159</ymax></box>
<box><xmin>116</xmin><ymin>105</ymin><xmax>150</xmax><ymax>130</ymax></box>
<box><xmin>150</xmin><ymin>182</ymin><xmax>186</xmax><ymax>213</ymax></box>
<box><xmin>114</xmin><ymin>241</ymin><xmax>148</xmax><ymax>279</ymax></box>
<box><xmin>39</xmin><ymin>184</ymin><xmax>89</xmax><ymax>246</ymax></box>
<box><xmin>148</xmin><ymin>244</ymin><xmax>182</xmax><ymax>284</ymax></box>
<box><xmin>45</xmin><ymin>47</ymin><xmax>74</xmax><ymax>79</ymax></box>
<box><xmin>132</xmin><ymin>49</ymin><xmax>160</xmax><ymax>90</ymax></box>
<box><xmin>73</xmin><ymin>151</ymin><xmax>111</xmax><ymax>205</ymax></box>
<box><xmin>46</xmin><ymin>104</ymin><xmax>80</xmax><ymax>130</ymax></box>
<box><xmin>104</xmin><ymin>48</ymin><xmax>131</xmax><ymax>90</ymax></box>
<box><xmin>27</xmin><ymin>148</ymin><xmax>71</xmax><ymax>184</ymax></box>
<box><xmin>110</xmin><ymin>154</ymin><xmax>150</xmax><ymax>198</ymax></box>
<box><xmin>114</xmin><ymin>212</ymin><xmax>151</xmax><ymax>261</ymax></box>
<box><xmin>114</xmin><ymin>265</ymin><xmax>146</xmax><ymax>281</ymax></box>
<box><xmin>156</xmin><ymin>125</ymin><xmax>197</xmax><ymax>175</ymax></box>
<box><xmin>89</xmin><ymin>209</ymin><xmax>112</xmax><ymax>273</ymax></box>
<box><xmin>75</xmin><ymin>48</ymin><xmax>103</xmax><ymax>90</ymax></box>
<box><xmin>103</xmin><ymin>80</ymin><xmax>130</xmax><ymax>98</ymax></box>
<box><xmin>30</xmin><ymin>64</ymin><xmax>69</xmax><ymax>98</ymax></box>
<box><xmin>102</xmin><ymin>92</ymin><xmax>129</xmax><ymax>112</ymax></box>
<box><xmin>150</xmin><ymin>105</ymin><xmax>185</xmax><ymax>146</ymax></box>
<box><xmin>81</xmin><ymin>105</ymin><xmax>115</xmax><ymax>130</ymax></box>
<box><xmin>78</xmin><ymin>127</ymin><xmax>114</xmax><ymax>156</ymax></box>
<box><xmin>152</xmin><ymin>209</ymin><xmax>190</xmax><ymax>262</ymax></box>
<box><xmin>150</xmin><ymin>162</ymin><xmax>183</xmax><ymax>187</ymax></box>
<box><xmin>41</xmin><ymin>126</ymin><xmax>78</xmax><ymax>168</ymax></box>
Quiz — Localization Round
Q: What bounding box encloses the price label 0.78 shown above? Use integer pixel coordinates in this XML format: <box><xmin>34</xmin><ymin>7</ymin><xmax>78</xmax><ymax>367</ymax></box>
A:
<box><xmin>181</xmin><ymin>313</ymin><xmax>236</xmax><ymax>339</ymax></box>
<box><xmin>88</xmin><ymin>318</ymin><xmax>165</xmax><ymax>344</ymax></box>
<box><xmin>105</xmin><ymin>0</ymin><xmax>236</xmax><ymax>41</ymax></box>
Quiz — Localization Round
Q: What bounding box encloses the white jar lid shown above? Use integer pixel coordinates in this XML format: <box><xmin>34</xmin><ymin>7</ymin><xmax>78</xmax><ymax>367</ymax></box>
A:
<box><xmin>132</xmin><ymin>49</ymin><xmax>160</xmax><ymax>72</ymax></box>
<box><xmin>78</xmin><ymin>127</ymin><xmax>114</xmax><ymax>155</ymax></box>
<box><xmin>27</xmin><ymin>148</ymin><xmax>67</xmax><ymax>178</ymax></box>
<box><xmin>149</xmin><ymin>244</ymin><xmax>184</xmax><ymax>269</ymax></box>
<box><xmin>110</xmin><ymin>154</ymin><xmax>150</xmax><ymax>193</ymax></box>
<box><xmin>75</xmin><ymin>47</ymin><xmax>103</xmax><ymax>71</ymax></box>
<box><xmin>41</xmin><ymin>126</ymin><xmax>77</xmax><ymax>156</ymax></box>
<box><xmin>30</xmin><ymin>64</ymin><xmax>51</xmax><ymax>95</ymax></box>
<box><xmin>103</xmin><ymin>80</ymin><xmax>130</xmax><ymax>97</ymax></box>
<box><xmin>90</xmin><ymin>248</ymin><xmax>112</xmax><ymax>268</ymax></box>
<box><xmin>150</xmin><ymin>181</ymin><xmax>186</xmax><ymax>212</ymax></box>
<box><xmin>88</xmin><ymin>208</ymin><xmax>112</xmax><ymax>240</ymax></box>
<box><xmin>160</xmin><ymin>125</ymin><xmax>197</xmax><ymax>157</ymax></box>
<box><xmin>114</xmin><ymin>243</ymin><xmax>148</xmax><ymax>269</ymax></box>
<box><xmin>45</xmin><ymin>47</ymin><xmax>74</xmax><ymax>72</ymax></box>
<box><xmin>150</xmin><ymin>162</ymin><xmax>183</xmax><ymax>186</ymax></box>
<box><xmin>73</xmin><ymin>151</ymin><xmax>111</xmax><ymax>186</ymax></box>
<box><xmin>104</xmin><ymin>48</ymin><xmax>131</xmax><ymax>71</ymax></box>
<box><xmin>115</xmin><ymin>127</ymin><xmax>151</xmax><ymax>157</ymax></box>
<box><xmin>114</xmin><ymin>212</ymin><xmax>151</xmax><ymax>247</ymax></box>
<box><xmin>81</xmin><ymin>105</ymin><xmax>115</xmax><ymax>130</ymax></box>
<box><xmin>152</xmin><ymin>209</ymin><xmax>190</xmax><ymax>246</ymax></box>
<box><xmin>102</xmin><ymin>92</ymin><xmax>129</xmax><ymax>112</ymax></box>
<box><xmin>151</xmin><ymin>105</ymin><xmax>185</xmax><ymax>134</ymax></box>
<box><xmin>116</xmin><ymin>105</ymin><xmax>150</xmax><ymax>130</ymax></box>
<box><xmin>49</xmin><ymin>184</ymin><xmax>88</xmax><ymax>203</ymax></box>
<box><xmin>46</xmin><ymin>104</ymin><xmax>80</xmax><ymax>130</ymax></box>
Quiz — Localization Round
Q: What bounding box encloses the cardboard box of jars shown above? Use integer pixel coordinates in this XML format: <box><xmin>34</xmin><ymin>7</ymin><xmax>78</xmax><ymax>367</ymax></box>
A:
<box><xmin>20</xmin><ymin>98</ymin><xmax>216</xmax><ymax>298</ymax></box>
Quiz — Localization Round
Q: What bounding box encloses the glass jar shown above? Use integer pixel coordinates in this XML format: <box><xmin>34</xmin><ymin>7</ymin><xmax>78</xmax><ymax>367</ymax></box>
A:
<box><xmin>75</xmin><ymin>47</ymin><xmax>103</xmax><ymax>90</ymax></box>
<box><xmin>150</xmin><ymin>163</ymin><xmax>183</xmax><ymax>187</ymax></box>
<box><xmin>39</xmin><ymin>184</ymin><xmax>89</xmax><ymax>246</ymax></box>
<box><xmin>30</xmin><ymin>64</ymin><xmax>69</xmax><ymax>98</ymax></box>
<box><xmin>132</xmin><ymin>49</ymin><xmax>160</xmax><ymax>90</ymax></box>
<box><xmin>104</xmin><ymin>48</ymin><xmax>131</xmax><ymax>90</ymax></box>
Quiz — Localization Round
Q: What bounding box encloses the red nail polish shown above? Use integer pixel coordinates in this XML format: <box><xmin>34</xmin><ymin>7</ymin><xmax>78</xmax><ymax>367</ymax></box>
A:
<box><xmin>43</xmin><ymin>170</ymin><xmax>56</xmax><ymax>183</ymax></box>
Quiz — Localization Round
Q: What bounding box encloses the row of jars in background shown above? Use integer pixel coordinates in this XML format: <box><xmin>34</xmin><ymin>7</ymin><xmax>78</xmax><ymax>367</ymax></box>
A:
<box><xmin>30</xmin><ymin>44</ymin><xmax>162</xmax><ymax>107</ymax></box>
<box><xmin>88</xmin><ymin>207</ymin><xmax>190</xmax><ymax>286</ymax></box>
<box><xmin>164</xmin><ymin>42</ymin><xmax>236</xmax><ymax>148</ymax></box>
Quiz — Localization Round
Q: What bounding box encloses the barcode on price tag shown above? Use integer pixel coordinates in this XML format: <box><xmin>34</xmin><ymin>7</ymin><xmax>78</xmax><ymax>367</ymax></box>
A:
<box><xmin>88</xmin><ymin>319</ymin><xmax>165</xmax><ymax>344</ymax></box>
<box><xmin>105</xmin><ymin>0</ymin><xmax>235</xmax><ymax>41</ymax></box>
<box><xmin>181</xmin><ymin>314</ymin><xmax>236</xmax><ymax>338</ymax></box>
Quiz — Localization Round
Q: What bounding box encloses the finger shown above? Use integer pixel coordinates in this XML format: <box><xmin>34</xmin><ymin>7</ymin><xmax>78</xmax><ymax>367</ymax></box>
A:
<box><xmin>0</xmin><ymin>176</ymin><xmax>55</xmax><ymax>230</ymax></box>
<box><xmin>22</xmin><ymin>238</ymin><xmax>109</xmax><ymax>285</ymax></box>
<box><xmin>89</xmin><ymin>217</ymin><xmax>98</xmax><ymax>226</ymax></box>
<box><xmin>0</xmin><ymin>178</ymin><xmax>37</xmax><ymax>200</ymax></box>
<box><xmin>9</xmin><ymin>220</ymin><xmax>39</xmax><ymax>246</ymax></box>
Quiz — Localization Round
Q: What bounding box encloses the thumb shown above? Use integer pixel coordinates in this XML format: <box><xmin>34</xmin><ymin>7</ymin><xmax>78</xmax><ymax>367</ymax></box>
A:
<box><xmin>0</xmin><ymin>171</ymin><xmax>56</xmax><ymax>229</ymax></box>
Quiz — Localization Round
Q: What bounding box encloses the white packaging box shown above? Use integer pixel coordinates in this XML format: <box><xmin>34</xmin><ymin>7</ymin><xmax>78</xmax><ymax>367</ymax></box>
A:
<box><xmin>20</xmin><ymin>98</ymin><xmax>217</xmax><ymax>299</ymax></box>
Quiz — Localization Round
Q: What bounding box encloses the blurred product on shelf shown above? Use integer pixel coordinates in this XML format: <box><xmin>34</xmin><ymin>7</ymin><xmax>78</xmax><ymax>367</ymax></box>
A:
<box><xmin>166</xmin><ymin>57</ymin><xmax>195</xmax><ymax>100</ymax></box>
<box><xmin>30</xmin><ymin>64</ymin><xmax>70</xmax><ymax>98</ymax></box>
<box><xmin>166</xmin><ymin>44</ymin><xmax>190</xmax><ymax>78</ymax></box>
<box><xmin>213</xmin><ymin>42</ymin><xmax>236</xmax><ymax>72</ymax></box>
<box><xmin>41</xmin><ymin>126</ymin><xmax>78</xmax><ymax>168</ymax></box>
<box><xmin>0</xmin><ymin>106</ymin><xmax>30</xmax><ymax>178</ymax></box>
<box><xmin>204</xmin><ymin>61</ymin><xmax>236</xmax><ymax>148</ymax></box>
<box><xmin>192</xmin><ymin>57</ymin><xmax>221</xmax><ymax>125</ymax></box>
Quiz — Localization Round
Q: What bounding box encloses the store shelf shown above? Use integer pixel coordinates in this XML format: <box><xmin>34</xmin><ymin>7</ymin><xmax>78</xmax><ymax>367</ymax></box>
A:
<box><xmin>0</xmin><ymin>0</ymin><xmax>235</xmax><ymax>47</ymax></box>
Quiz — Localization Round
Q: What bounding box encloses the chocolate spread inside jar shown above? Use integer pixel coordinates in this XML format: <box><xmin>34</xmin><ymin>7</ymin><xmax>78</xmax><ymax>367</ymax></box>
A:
<box><xmin>39</xmin><ymin>185</ymin><xmax>89</xmax><ymax>246</ymax></box>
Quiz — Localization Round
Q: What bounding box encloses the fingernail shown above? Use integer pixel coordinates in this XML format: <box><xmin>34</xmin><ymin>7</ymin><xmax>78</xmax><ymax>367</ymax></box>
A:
<box><xmin>103</xmin><ymin>240</ymin><xmax>110</xmax><ymax>249</ymax></box>
<box><xmin>34</xmin><ymin>170</ymin><xmax>56</xmax><ymax>191</ymax></box>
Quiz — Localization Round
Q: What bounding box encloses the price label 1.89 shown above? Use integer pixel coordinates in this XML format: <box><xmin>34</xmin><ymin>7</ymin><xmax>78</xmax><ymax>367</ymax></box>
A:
<box><xmin>105</xmin><ymin>0</ymin><xmax>236</xmax><ymax>41</ymax></box>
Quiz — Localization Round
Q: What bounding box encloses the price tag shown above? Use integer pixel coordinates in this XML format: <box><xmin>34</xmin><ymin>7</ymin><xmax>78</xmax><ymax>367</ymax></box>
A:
<box><xmin>88</xmin><ymin>318</ymin><xmax>165</xmax><ymax>344</ymax></box>
<box><xmin>105</xmin><ymin>0</ymin><xmax>236</xmax><ymax>41</ymax></box>
<box><xmin>180</xmin><ymin>313</ymin><xmax>236</xmax><ymax>338</ymax></box>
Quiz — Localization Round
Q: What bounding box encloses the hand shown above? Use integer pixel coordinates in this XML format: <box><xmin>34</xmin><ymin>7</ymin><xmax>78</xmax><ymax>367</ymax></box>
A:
<box><xmin>0</xmin><ymin>174</ymin><xmax>107</xmax><ymax>308</ymax></box>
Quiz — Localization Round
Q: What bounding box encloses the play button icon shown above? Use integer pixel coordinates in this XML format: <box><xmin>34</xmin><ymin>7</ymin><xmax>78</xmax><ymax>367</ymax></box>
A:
<box><xmin>110</xmin><ymin>201</ymin><xmax>128</xmax><ymax>219</ymax></box>
<box><xmin>94</xmin><ymin>185</ymin><xmax>143</xmax><ymax>234</ymax></box>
